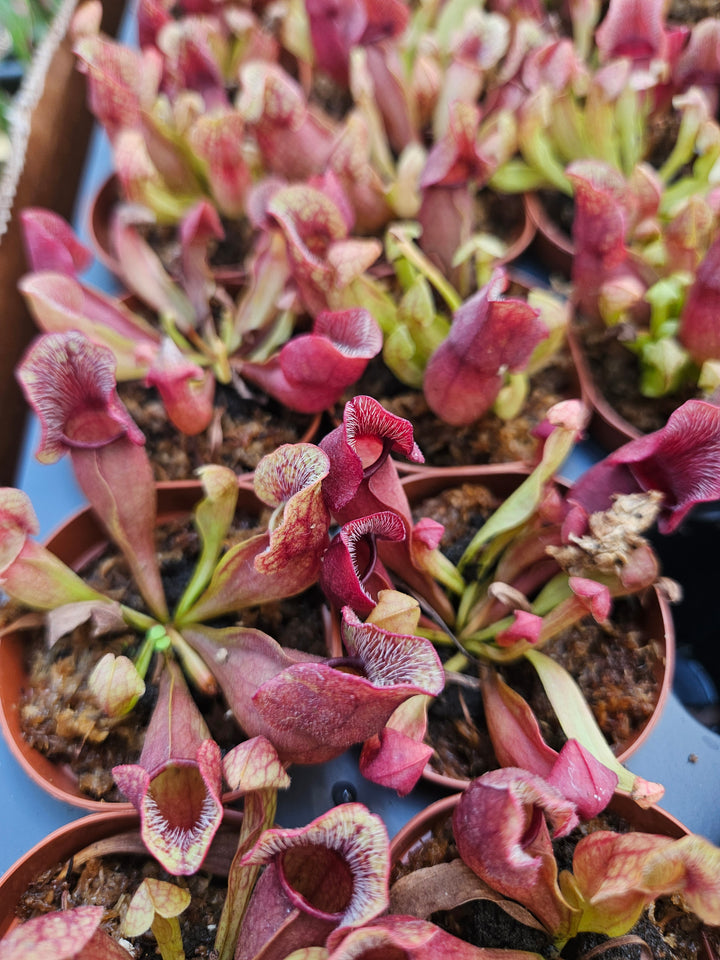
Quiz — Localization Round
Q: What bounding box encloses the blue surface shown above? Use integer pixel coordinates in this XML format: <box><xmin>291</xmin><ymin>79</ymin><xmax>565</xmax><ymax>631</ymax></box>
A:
<box><xmin>1</xmin><ymin>14</ymin><xmax>125</xmax><ymax>877</ymax></box>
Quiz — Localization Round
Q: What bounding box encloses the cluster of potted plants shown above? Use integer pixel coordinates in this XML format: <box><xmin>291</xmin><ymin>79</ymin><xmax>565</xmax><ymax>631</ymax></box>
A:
<box><xmin>2</xmin><ymin>0</ymin><xmax>720</xmax><ymax>956</ymax></box>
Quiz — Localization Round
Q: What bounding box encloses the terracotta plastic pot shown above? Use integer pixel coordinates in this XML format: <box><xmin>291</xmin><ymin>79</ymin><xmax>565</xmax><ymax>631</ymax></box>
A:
<box><xmin>401</xmin><ymin>466</ymin><xmax>675</xmax><ymax>793</ymax></box>
<box><xmin>523</xmin><ymin>191</ymin><xmax>574</xmax><ymax>276</ymax></box>
<box><xmin>0</xmin><ymin>807</ymin><xmax>243</xmax><ymax>939</ymax></box>
<box><xmin>388</xmin><ymin>791</ymin><xmax>720</xmax><ymax>958</ymax></box>
<box><xmin>86</xmin><ymin>172</ymin><xmax>123</xmax><ymax>275</ymax></box>
<box><xmin>486</xmin><ymin>193</ymin><xmax>536</xmax><ymax>269</ymax></box>
<box><xmin>0</xmin><ymin>481</ymin><xmax>268</xmax><ymax>810</ymax></box>
<box><xmin>567</xmin><ymin>320</ymin><xmax>642</xmax><ymax>451</ymax></box>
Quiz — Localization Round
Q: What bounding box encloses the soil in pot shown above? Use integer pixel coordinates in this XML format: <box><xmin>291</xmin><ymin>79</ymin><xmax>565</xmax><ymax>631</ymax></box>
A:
<box><xmin>138</xmin><ymin>210</ymin><xmax>253</xmax><ymax>280</ymax></box>
<box><xmin>118</xmin><ymin>380</ymin><xmax>320</xmax><ymax>482</ymax></box>
<box><xmin>348</xmin><ymin>345</ymin><xmax>578</xmax><ymax>468</ymax></box>
<box><xmin>7</xmin><ymin>813</ymin><xmax>243</xmax><ymax>958</ymax></box>
<box><xmin>390</xmin><ymin>803</ymin><xmax>720</xmax><ymax>960</ymax></box>
<box><xmin>5</xmin><ymin>498</ymin><xmax>330</xmax><ymax>802</ymax></box>
<box><xmin>410</xmin><ymin>481</ymin><xmax>666</xmax><ymax>784</ymax></box>
<box><xmin>16</xmin><ymin>850</ymin><xmax>227</xmax><ymax>958</ymax></box>
<box><xmin>471</xmin><ymin>191</ymin><xmax>528</xmax><ymax>250</ymax></box>
<box><xmin>573</xmin><ymin>312</ymin><xmax>700</xmax><ymax>438</ymax></box>
<box><xmin>668</xmin><ymin>0</ymin><xmax>720</xmax><ymax>22</ymax></box>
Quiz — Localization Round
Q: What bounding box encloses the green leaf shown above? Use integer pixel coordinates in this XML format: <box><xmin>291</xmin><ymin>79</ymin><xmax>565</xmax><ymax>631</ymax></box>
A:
<box><xmin>434</xmin><ymin>0</ymin><xmax>479</xmax><ymax>50</ymax></box>
<box><xmin>174</xmin><ymin>466</ymin><xmax>238</xmax><ymax>620</ymax></box>
<box><xmin>493</xmin><ymin>371</ymin><xmax>528</xmax><ymax>420</ymax></box>
<box><xmin>524</xmin><ymin>649</ymin><xmax>636</xmax><ymax>794</ymax></box>
<box><xmin>639</xmin><ymin>338</ymin><xmax>690</xmax><ymax>398</ymax></box>
<box><xmin>489</xmin><ymin>159</ymin><xmax>553</xmax><ymax>193</ymax></box>
<box><xmin>458</xmin><ymin>402</ymin><xmax>584</xmax><ymax>569</ymax></box>
<box><xmin>124</xmin><ymin>879</ymin><xmax>191</xmax><ymax>935</ymax></box>
<box><xmin>699</xmin><ymin>358</ymin><xmax>720</xmax><ymax>393</ymax></box>
<box><xmin>386</xmin><ymin>223</ymin><xmax>461</xmax><ymax>312</ymax></box>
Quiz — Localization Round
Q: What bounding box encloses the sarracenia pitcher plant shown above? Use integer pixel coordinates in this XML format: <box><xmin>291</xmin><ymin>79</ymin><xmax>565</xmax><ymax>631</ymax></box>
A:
<box><xmin>0</xmin><ymin>333</ymin><xmax>443</xmax><ymax>869</ymax></box>
<box><xmin>319</xmin><ymin>393</ymin><xmax>720</xmax><ymax>801</ymax></box>
<box><xmin>390</xmin><ymin>746</ymin><xmax>720</xmax><ymax>956</ymax></box>
<box><xmin>0</xmin><ymin>798</ymin><xmax>394</xmax><ymax>960</ymax></box>
<box><xmin>19</xmin><ymin>193</ymin><xmax>383</xmax><ymax>436</ymax></box>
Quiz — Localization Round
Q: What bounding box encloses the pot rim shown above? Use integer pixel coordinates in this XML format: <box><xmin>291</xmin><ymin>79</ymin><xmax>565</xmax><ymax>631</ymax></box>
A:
<box><xmin>496</xmin><ymin>191</ymin><xmax>537</xmax><ymax>267</ymax></box>
<box><xmin>567</xmin><ymin>317</ymin><xmax>643</xmax><ymax>452</ymax></box>
<box><xmin>0</xmin><ymin>806</ymin><xmax>244</xmax><ymax>938</ymax></box>
<box><xmin>86</xmin><ymin>172</ymin><xmax>122</xmax><ymax>275</ymax></box>
<box><xmin>389</xmin><ymin>788</ymin><xmax>689</xmax><ymax>867</ymax></box>
<box><xmin>523</xmin><ymin>191</ymin><xmax>574</xmax><ymax>277</ymax></box>
<box><xmin>400</xmin><ymin>465</ymin><xmax>675</xmax><ymax>792</ymax></box>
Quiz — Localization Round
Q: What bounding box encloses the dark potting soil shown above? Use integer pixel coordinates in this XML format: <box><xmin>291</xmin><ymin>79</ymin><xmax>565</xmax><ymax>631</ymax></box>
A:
<box><xmin>350</xmin><ymin>345</ymin><xmax>578</xmax><ymax>467</ymax></box>
<box><xmin>473</xmin><ymin>190</ymin><xmax>526</xmax><ymax>244</ymax></box>
<box><xmin>537</xmin><ymin>190</ymin><xmax>575</xmax><ymax>249</ymax></box>
<box><xmin>391</xmin><ymin>811</ymin><xmax>720</xmax><ymax>959</ymax></box>
<box><xmin>410</xmin><ymin>483</ymin><xmax>662</xmax><ymax>782</ymax></box>
<box><xmin>575</xmin><ymin>313</ymin><xmax>700</xmax><ymax>436</ymax></box>
<box><xmin>427</xmin><ymin>602</ymin><xmax>660</xmax><ymax>783</ymax></box>
<box><xmin>669</xmin><ymin>0</ymin><xmax>720</xmax><ymax>21</ymax></box>
<box><xmin>14</xmin><ymin>509</ymin><xmax>330</xmax><ymax>801</ymax></box>
<box><xmin>16</xmin><ymin>849</ymin><xmax>227</xmax><ymax>958</ymax></box>
<box><xmin>118</xmin><ymin>380</ymin><xmax>319</xmax><ymax>481</ymax></box>
<box><xmin>308</xmin><ymin>71</ymin><xmax>354</xmax><ymax>123</ymax></box>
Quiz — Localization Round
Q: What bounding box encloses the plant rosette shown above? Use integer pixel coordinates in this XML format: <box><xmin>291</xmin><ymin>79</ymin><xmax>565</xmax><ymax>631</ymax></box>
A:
<box><xmin>19</xmin><ymin>205</ymin><xmax>383</xmax><ymax>480</ymax></box>
<box><xmin>388</xmin><ymin>750</ymin><xmax>720</xmax><ymax>960</ymax></box>
<box><xmin>487</xmin><ymin>0</ymin><xmax>720</xmax><ymax>282</ymax></box>
<box><xmin>399</xmin><ymin>465</ymin><xmax>674</xmax><ymax>793</ymax></box>
<box><xmin>316</xmin><ymin>394</ymin><xmax>720</xmax><ymax>801</ymax></box>
<box><xmin>0</xmin><ymin>480</ymin><xmax>323</xmax><ymax>811</ymax></box>
<box><xmin>348</xmin><ymin>259</ymin><xmax>580</xmax><ymax>472</ymax></box>
<box><xmin>1</xmin><ymin>335</ymin><xmax>445</xmax><ymax>824</ymax></box>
